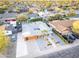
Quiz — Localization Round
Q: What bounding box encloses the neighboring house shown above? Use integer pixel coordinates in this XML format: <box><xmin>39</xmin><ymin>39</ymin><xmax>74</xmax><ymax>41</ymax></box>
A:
<box><xmin>49</xmin><ymin>20</ymin><xmax>75</xmax><ymax>35</ymax></box>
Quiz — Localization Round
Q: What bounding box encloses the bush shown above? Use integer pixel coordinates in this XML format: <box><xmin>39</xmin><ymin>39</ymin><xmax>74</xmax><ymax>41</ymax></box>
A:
<box><xmin>2</xmin><ymin>5</ymin><xmax>8</xmax><ymax>10</ymax></box>
<box><xmin>0</xmin><ymin>9</ymin><xmax>5</xmax><ymax>14</ymax></box>
<box><xmin>48</xmin><ymin>14</ymin><xmax>63</xmax><ymax>21</ymax></box>
<box><xmin>28</xmin><ymin>18</ymin><xmax>43</xmax><ymax>23</ymax></box>
<box><xmin>48</xmin><ymin>14</ymin><xmax>69</xmax><ymax>21</ymax></box>
<box><xmin>8</xmin><ymin>10</ymin><xmax>13</xmax><ymax>13</ymax></box>
<box><xmin>0</xmin><ymin>22</ymin><xmax>4</xmax><ymax>25</ymax></box>
<box><xmin>67</xmin><ymin>12</ymin><xmax>77</xmax><ymax>17</ymax></box>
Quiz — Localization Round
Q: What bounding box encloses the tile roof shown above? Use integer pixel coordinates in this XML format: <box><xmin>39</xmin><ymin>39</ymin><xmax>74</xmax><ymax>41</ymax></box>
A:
<box><xmin>48</xmin><ymin>20</ymin><xmax>76</xmax><ymax>35</ymax></box>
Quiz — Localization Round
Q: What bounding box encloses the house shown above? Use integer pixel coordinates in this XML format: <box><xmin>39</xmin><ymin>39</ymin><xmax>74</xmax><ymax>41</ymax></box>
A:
<box><xmin>48</xmin><ymin>20</ymin><xmax>76</xmax><ymax>35</ymax></box>
<box><xmin>22</xmin><ymin>21</ymin><xmax>51</xmax><ymax>41</ymax></box>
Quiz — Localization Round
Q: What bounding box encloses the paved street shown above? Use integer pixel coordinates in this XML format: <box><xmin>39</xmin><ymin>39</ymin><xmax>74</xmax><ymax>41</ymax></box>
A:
<box><xmin>38</xmin><ymin>45</ymin><xmax>79</xmax><ymax>58</ymax></box>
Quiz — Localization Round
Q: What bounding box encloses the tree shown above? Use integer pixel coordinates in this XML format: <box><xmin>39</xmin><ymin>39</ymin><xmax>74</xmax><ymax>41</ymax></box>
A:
<box><xmin>45</xmin><ymin>1</ymin><xmax>52</xmax><ymax>8</ymax></box>
<box><xmin>0</xmin><ymin>30</ymin><xmax>10</xmax><ymax>52</ymax></box>
<box><xmin>16</xmin><ymin>13</ymin><xmax>28</xmax><ymax>22</ymax></box>
<box><xmin>72</xmin><ymin>21</ymin><xmax>79</xmax><ymax>34</ymax></box>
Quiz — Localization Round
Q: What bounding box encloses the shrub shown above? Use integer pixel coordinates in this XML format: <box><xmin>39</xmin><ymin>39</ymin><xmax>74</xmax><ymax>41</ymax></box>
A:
<box><xmin>28</xmin><ymin>18</ymin><xmax>43</xmax><ymax>23</ymax></box>
<box><xmin>0</xmin><ymin>8</ymin><xmax>5</xmax><ymax>14</ymax></box>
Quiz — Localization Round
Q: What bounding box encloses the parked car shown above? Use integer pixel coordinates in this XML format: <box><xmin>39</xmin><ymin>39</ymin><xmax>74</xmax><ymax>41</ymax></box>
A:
<box><xmin>16</xmin><ymin>22</ymin><xmax>22</xmax><ymax>32</ymax></box>
<box><xmin>63</xmin><ymin>33</ymin><xmax>76</xmax><ymax>43</ymax></box>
